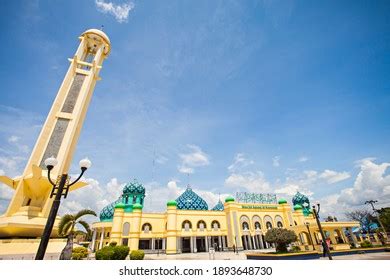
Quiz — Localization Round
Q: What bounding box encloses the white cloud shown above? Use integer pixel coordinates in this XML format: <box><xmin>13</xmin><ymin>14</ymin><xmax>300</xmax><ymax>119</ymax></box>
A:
<box><xmin>60</xmin><ymin>177</ymin><xmax>124</xmax><ymax>217</ymax></box>
<box><xmin>272</xmin><ymin>156</ymin><xmax>280</xmax><ymax>167</ymax></box>
<box><xmin>177</xmin><ymin>165</ymin><xmax>194</xmax><ymax>174</ymax></box>
<box><xmin>319</xmin><ymin>169</ymin><xmax>351</xmax><ymax>184</ymax></box>
<box><xmin>178</xmin><ymin>144</ymin><xmax>210</xmax><ymax>174</ymax></box>
<box><xmin>298</xmin><ymin>156</ymin><xmax>309</xmax><ymax>162</ymax></box>
<box><xmin>227</xmin><ymin>153</ymin><xmax>254</xmax><ymax>172</ymax></box>
<box><xmin>274</xmin><ymin>183</ymin><xmax>313</xmax><ymax>197</ymax></box>
<box><xmin>7</xmin><ymin>135</ymin><xmax>29</xmax><ymax>154</ymax></box>
<box><xmin>95</xmin><ymin>0</ymin><xmax>134</xmax><ymax>23</ymax></box>
<box><xmin>225</xmin><ymin>171</ymin><xmax>271</xmax><ymax>193</ymax></box>
<box><xmin>8</xmin><ymin>136</ymin><xmax>20</xmax><ymax>143</ymax></box>
<box><xmin>338</xmin><ymin>158</ymin><xmax>390</xmax><ymax>207</ymax></box>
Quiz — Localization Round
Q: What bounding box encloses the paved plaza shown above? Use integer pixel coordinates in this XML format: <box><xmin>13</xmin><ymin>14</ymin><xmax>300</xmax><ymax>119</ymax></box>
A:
<box><xmin>144</xmin><ymin>250</ymin><xmax>390</xmax><ymax>260</ymax></box>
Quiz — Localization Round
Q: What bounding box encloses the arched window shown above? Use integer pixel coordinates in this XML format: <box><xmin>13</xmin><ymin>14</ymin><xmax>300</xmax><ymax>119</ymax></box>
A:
<box><xmin>122</xmin><ymin>222</ymin><xmax>130</xmax><ymax>236</ymax></box>
<box><xmin>266</xmin><ymin>221</ymin><xmax>272</xmax><ymax>229</ymax></box>
<box><xmin>197</xmin><ymin>220</ymin><xmax>206</xmax><ymax>230</ymax></box>
<box><xmin>142</xmin><ymin>223</ymin><xmax>152</xmax><ymax>233</ymax></box>
<box><xmin>254</xmin><ymin>221</ymin><xmax>261</xmax><ymax>230</ymax></box>
<box><xmin>277</xmin><ymin>221</ymin><xmax>283</xmax><ymax>228</ymax></box>
<box><xmin>211</xmin><ymin>220</ymin><xmax>220</xmax><ymax>230</ymax></box>
<box><xmin>242</xmin><ymin>222</ymin><xmax>249</xmax><ymax>230</ymax></box>
<box><xmin>182</xmin><ymin>220</ymin><xmax>192</xmax><ymax>231</ymax></box>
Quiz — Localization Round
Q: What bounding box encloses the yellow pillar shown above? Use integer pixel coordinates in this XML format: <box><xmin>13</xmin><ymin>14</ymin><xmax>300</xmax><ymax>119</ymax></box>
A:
<box><xmin>166</xmin><ymin>201</ymin><xmax>177</xmax><ymax>254</ymax></box>
<box><xmin>223</xmin><ymin>196</ymin><xmax>242</xmax><ymax>249</ymax></box>
<box><xmin>129</xmin><ymin>204</ymin><xmax>142</xmax><ymax>251</ymax></box>
<box><xmin>110</xmin><ymin>203</ymin><xmax>125</xmax><ymax>245</ymax></box>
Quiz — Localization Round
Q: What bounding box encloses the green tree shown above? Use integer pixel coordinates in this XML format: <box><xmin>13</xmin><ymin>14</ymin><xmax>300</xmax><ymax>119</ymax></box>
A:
<box><xmin>58</xmin><ymin>209</ymin><xmax>96</xmax><ymax>260</ymax></box>
<box><xmin>378</xmin><ymin>207</ymin><xmax>390</xmax><ymax>231</ymax></box>
<box><xmin>264</xmin><ymin>228</ymin><xmax>298</xmax><ymax>253</ymax></box>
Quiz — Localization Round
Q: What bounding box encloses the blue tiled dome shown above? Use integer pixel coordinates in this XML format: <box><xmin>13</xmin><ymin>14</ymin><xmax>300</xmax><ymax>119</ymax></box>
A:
<box><xmin>292</xmin><ymin>192</ymin><xmax>311</xmax><ymax>216</ymax></box>
<box><xmin>211</xmin><ymin>200</ymin><xmax>224</xmax><ymax>211</ymax></box>
<box><xmin>99</xmin><ymin>198</ymin><xmax>121</xmax><ymax>221</ymax></box>
<box><xmin>176</xmin><ymin>186</ymin><xmax>208</xmax><ymax>210</ymax></box>
<box><xmin>123</xmin><ymin>179</ymin><xmax>145</xmax><ymax>195</ymax></box>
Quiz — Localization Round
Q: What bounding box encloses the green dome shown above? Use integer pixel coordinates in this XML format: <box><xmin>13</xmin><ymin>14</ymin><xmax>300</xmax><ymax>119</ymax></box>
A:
<box><xmin>133</xmin><ymin>203</ymin><xmax>143</xmax><ymax>210</ymax></box>
<box><xmin>167</xmin><ymin>200</ymin><xmax>177</xmax><ymax>207</ymax></box>
<box><xmin>294</xmin><ymin>204</ymin><xmax>303</xmax><ymax>210</ymax></box>
<box><xmin>114</xmin><ymin>202</ymin><xmax>126</xmax><ymax>209</ymax></box>
<box><xmin>99</xmin><ymin>198</ymin><xmax>121</xmax><ymax>221</ymax></box>
<box><xmin>225</xmin><ymin>196</ymin><xmax>235</xmax><ymax>203</ymax></box>
<box><xmin>278</xmin><ymin>198</ymin><xmax>287</xmax><ymax>204</ymax></box>
<box><xmin>123</xmin><ymin>179</ymin><xmax>145</xmax><ymax>195</ymax></box>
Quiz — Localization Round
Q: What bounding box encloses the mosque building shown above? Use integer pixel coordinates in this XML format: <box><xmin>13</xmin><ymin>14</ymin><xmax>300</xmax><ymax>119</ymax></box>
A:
<box><xmin>91</xmin><ymin>180</ymin><xmax>371</xmax><ymax>254</ymax></box>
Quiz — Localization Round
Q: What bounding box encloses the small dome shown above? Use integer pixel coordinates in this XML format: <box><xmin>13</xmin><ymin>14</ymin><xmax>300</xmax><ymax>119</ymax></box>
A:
<box><xmin>211</xmin><ymin>200</ymin><xmax>224</xmax><ymax>211</ymax></box>
<box><xmin>133</xmin><ymin>203</ymin><xmax>143</xmax><ymax>210</ymax></box>
<box><xmin>99</xmin><ymin>198</ymin><xmax>120</xmax><ymax>221</ymax></box>
<box><xmin>82</xmin><ymin>29</ymin><xmax>111</xmax><ymax>54</ymax></box>
<box><xmin>225</xmin><ymin>196</ymin><xmax>235</xmax><ymax>203</ymax></box>
<box><xmin>167</xmin><ymin>200</ymin><xmax>177</xmax><ymax>207</ymax></box>
<box><xmin>278</xmin><ymin>198</ymin><xmax>287</xmax><ymax>204</ymax></box>
<box><xmin>176</xmin><ymin>186</ymin><xmax>208</xmax><ymax>210</ymax></box>
<box><xmin>123</xmin><ymin>180</ymin><xmax>145</xmax><ymax>195</ymax></box>
<box><xmin>294</xmin><ymin>204</ymin><xmax>303</xmax><ymax>210</ymax></box>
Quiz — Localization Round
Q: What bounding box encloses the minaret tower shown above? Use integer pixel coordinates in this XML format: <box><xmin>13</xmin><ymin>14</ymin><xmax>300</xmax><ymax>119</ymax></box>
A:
<box><xmin>0</xmin><ymin>29</ymin><xmax>110</xmax><ymax>237</ymax></box>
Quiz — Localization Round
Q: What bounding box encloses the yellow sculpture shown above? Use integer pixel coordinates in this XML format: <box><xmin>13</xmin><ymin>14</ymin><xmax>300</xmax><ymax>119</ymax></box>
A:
<box><xmin>0</xmin><ymin>29</ymin><xmax>110</xmax><ymax>238</ymax></box>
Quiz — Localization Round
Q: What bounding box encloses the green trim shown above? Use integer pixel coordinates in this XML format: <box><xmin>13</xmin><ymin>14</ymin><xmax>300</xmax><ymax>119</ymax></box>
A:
<box><xmin>114</xmin><ymin>202</ymin><xmax>125</xmax><ymax>209</ymax></box>
<box><xmin>133</xmin><ymin>203</ymin><xmax>143</xmax><ymax>210</ymax></box>
<box><xmin>278</xmin><ymin>198</ymin><xmax>287</xmax><ymax>204</ymax></box>
<box><xmin>167</xmin><ymin>200</ymin><xmax>177</xmax><ymax>207</ymax></box>
<box><xmin>225</xmin><ymin>196</ymin><xmax>235</xmax><ymax>203</ymax></box>
<box><xmin>293</xmin><ymin>204</ymin><xmax>303</xmax><ymax>210</ymax></box>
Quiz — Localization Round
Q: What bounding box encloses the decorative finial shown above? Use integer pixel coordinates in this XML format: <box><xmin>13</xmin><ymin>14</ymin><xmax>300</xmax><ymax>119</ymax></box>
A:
<box><xmin>100</xmin><ymin>25</ymin><xmax>104</xmax><ymax>31</ymax></box>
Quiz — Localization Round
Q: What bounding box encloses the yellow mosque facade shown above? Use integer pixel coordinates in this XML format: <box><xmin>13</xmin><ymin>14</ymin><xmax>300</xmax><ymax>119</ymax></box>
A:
<box><xmin>91</xmin><ymin>181</ymin><xmax>367</xmax><ymax>254</ymax></box>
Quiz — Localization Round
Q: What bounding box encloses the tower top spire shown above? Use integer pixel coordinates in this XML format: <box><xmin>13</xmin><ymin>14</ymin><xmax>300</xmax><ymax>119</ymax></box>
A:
<box><xmin>81</xmin><ymin>28</ymin><xmax>111</xmax><ymax>55</ymax></box>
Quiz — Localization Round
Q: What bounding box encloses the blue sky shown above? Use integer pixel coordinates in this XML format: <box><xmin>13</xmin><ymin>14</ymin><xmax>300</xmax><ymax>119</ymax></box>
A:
<box><xmin>0</xmin><ymin>0</ymin><xmax>389</xmax><ymax>218</ymax></box>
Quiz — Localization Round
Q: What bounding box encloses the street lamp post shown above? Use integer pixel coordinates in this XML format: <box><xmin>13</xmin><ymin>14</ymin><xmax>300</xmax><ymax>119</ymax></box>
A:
<box><xmin>312</xmin><ymin>203</ymin><xmax>333</xmax><ymax>260</ymax></box>
<box><xmin>305</xmin><ymin>222</ymin><xmax>316</xmax><ymax>251</ymax></box>
<box><xmin>35</xmin><ymin>156</ymin><xmax>91</xmax><ymax>260</ymax></box>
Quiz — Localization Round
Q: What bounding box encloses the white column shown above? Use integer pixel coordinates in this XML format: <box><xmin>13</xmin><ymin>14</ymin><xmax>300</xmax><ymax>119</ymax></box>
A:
<box><xmin>218</xmin><ymin>236</ymin><xmax>222</xmax><ymax>251</ymax></box>
<box><xmin>99</xmin><ymin>227</ymin><xmax>105</xmax><ymax>249</ymax></box>
<box><xmin>193</xmin><ymin>237</ymin><xmax>197</xmax><ymax>253</ymax></box>
<box><xmin>162</xmin><ymin>238</ymin><xmax>166</xmax><ymax>250</ymax></box>
<box><xmin>151</xmin><ymin>238</ymin><xmax>155</xmax><ymax>251</ymax></box>
<box><xmin>248</xmin><ymin>235</ymin><xmax>253</xmax><ymax>249</ymax></box>
<box><xmin>252</xmin><ymin>236</ymin><xmax>257</xmax><ymax>249</ymax></box>
<box><xmin>222</xmin><ymin>236</ymin><xmax>226</xmax><ymax>251</ymax></box>
<box><xmin>205</xmin><ymin>236</ymin><xmax>209</xmax><ymax>251</ymax></box>
<box><xmin>190</xmin><ymin>236</ymin><xmax>194</xmax><ymax>253</ymax></box>
<box><xmin>91</xmin><ymin>229</ymin><xmax>97</xmax><ymax>252</ymax></box>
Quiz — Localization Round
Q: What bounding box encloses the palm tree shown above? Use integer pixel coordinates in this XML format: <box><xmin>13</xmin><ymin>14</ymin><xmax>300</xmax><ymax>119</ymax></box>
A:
<box><xmin>58</xmin><ymin>209</ymin><xmax>96</xmax><ymax>260</ymax></box>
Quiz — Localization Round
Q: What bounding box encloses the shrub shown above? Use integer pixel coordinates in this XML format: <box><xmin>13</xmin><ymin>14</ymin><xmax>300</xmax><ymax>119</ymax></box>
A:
<box><xmin>130</xmin><ymin>250</ymin><xmax>145</xmax><ymax>260</ymax></box>
<box><xmin>290</xmin><ymin>245</ymin><xmax>301</xmax><ymax>253</ymax></box>
<box><xmin>113</xmin><ymin>245</ymin><xmax>130</xmax><ymax>260</ymax></box>
<box><xmin>72</xmin><ymin>246</ymin><xmax>88</xmax><ymax>260</ymax></box>
<box><xmin>360</xmin><ymin>240</ymin><xmax>373</xmax><ymax>248</ymax></box>
<box><xmin>265</xmin><ymin>228</ymin><xmax>298</xmax><ymax>253</ymax></box>
<box><xmin>95</xmin><ymin>245</ymin><xmax>129</xmax><ymax>260</ymax></box>
<box><xmin>96</xmin><ymin>246</ymin><xmax>114</xmax><ymax>260</ymax></box>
